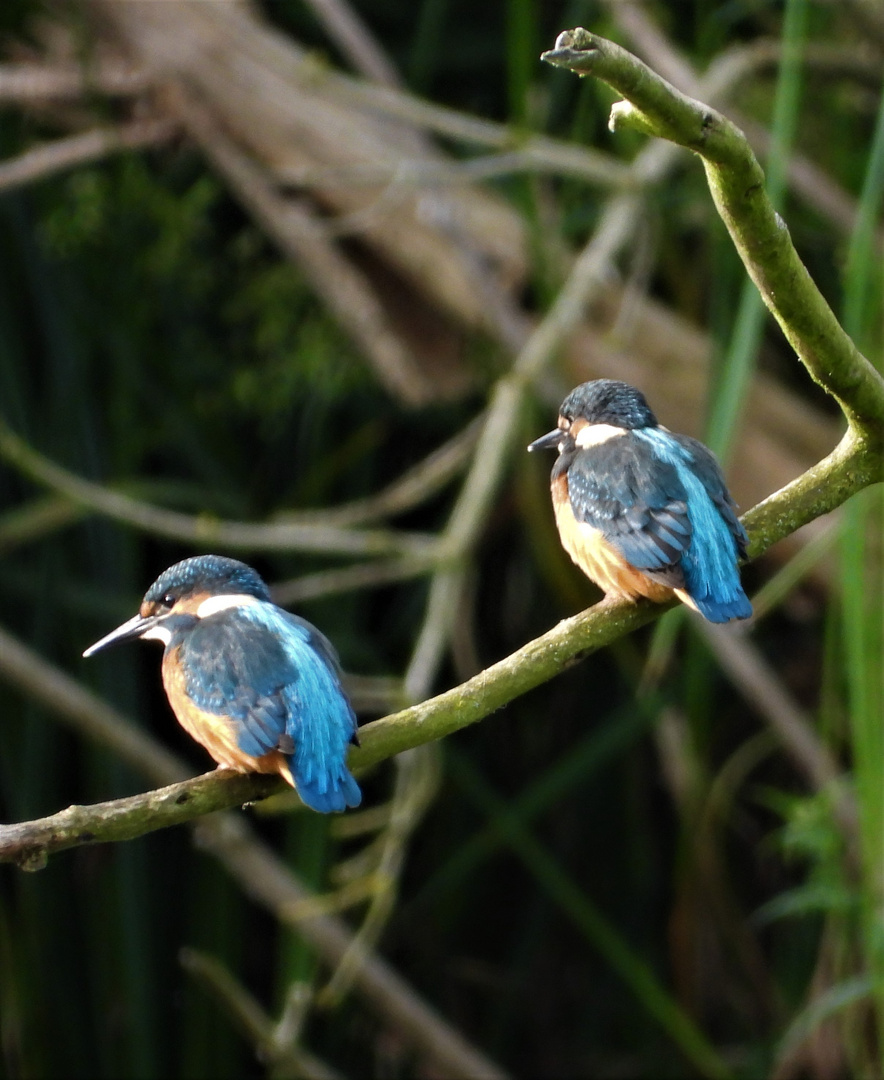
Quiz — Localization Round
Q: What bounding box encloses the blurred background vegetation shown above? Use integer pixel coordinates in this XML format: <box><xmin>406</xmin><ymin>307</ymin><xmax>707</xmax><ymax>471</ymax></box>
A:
<box><xmin>0</xmin><ymin>0</ymin><xmax>882</xmax><ymax>1077</ymax></box>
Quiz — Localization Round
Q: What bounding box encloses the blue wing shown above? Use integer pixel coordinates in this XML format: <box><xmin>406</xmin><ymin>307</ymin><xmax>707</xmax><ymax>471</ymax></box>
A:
<box><xmin>567</xmin><ymin>430</ymin><xmax>751</xmax><ymax>622</ymax></box>
<box><xmin>636</xmin><ymin>430</ymin><xmax>751</xmax><ymax>621</ymax></box>
<box><xmin>565</xmin><ymin>433</ymin><xmax>692</xmax><ymax>589</ymax></box>
<box><xmin>670</xmin><ymin>434</ymin><xmax>749</xmax><ymax>560</ymax></box>
<box><xmin>180</xmin><ymin>604</ymin><xmax>361</xmax><ymax>812</ymax></box>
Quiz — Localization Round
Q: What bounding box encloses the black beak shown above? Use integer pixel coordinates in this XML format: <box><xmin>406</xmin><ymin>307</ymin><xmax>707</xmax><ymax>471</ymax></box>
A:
<box><xmin>83</xmin><ymin>612</ymin><xmax>162</xmax><ymax>658</ymax></box>
<box><xmin>527</xmin><ymin>428</ymin><xmax>563</xmax><ymax>453</ymax></box>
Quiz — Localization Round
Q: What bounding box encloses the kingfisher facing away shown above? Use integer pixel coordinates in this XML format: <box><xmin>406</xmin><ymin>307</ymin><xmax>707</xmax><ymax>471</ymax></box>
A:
<box><xmin>528</xmin><ymin>379</ymin><xmax>752</xmax><ymax>623</ymax></box>
<box><xmin>84</xmin><ymin>555</ymin><xmax>361</xmax><ymax>812</ymax></box>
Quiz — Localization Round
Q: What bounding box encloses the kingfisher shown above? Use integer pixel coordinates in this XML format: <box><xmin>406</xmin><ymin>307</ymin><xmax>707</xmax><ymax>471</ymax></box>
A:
<box><xmin>83</xmin><ymin>555</ymin><xmax>361</xmax><ymax>812</ymax></box>
<box><xmin>528</xmin><ymin>379</ymin><xmax>752</xmax><ymax>623</ymax></box>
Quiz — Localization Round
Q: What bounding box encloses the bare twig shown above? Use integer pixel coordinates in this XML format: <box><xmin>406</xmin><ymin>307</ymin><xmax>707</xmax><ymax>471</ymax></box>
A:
<box><xmin>278</xmin><ymin>149</ymin><xmax>638</xmax><ymax>195</ymax></box>
<box><xmin>0</xmin><ymin>60</ymin><xmax>149</xmax><ymax>101</ymax></box>
<box><xmin>302</xmin><ymin>0</ymin><xmax>402</xmax><ymax>88</ymax></box>
<box><xmin>180</xmin><ymin>951</ymin><xmax>344</xmax><ymax>1080</ymax></box>
<box><xmin>699</xmin><ymin>625</ymin><xmax>857</xmax><ymax>840</ymax></box>
<box><xmin>288</xmin><ymin>417</ymin><xmax>481</xmax><ymax>527</ymax></box>
<box><xmin>301</xmin><ymin>59</ymin><xmax>636</xmax><ymax>190</ymax></box>
<box><xmin>320</xmin><ymin>744</ymin><xmax>442</xmax><ymax>1003</ymax></box>
<box><xmin>271</xmin><ymin>556</ymin><xmax>435</xmax><ymax>606</ymax></box>
<box><xmin>694</xmin><ymin>624</ymin><xmax>861</xmax><ymax>899</ymax></box>
<box><xmin>0</xmin><ymin>118</ymin><xmax>177</xmax><ymax>194</ymax></box>
<box><xmin>0</xmin><ymin>496</ymin><xmax>85</xmax><ymax>555</ymax></box>
<box><xmin>0</xmin><ymin>418</ymin><xmax>437</xmax><ymax>559</ymax></box>
<box><xmin>0</xmin><ymin>418</ymin><xmax>474</xmax><ymax>561</ymax></box>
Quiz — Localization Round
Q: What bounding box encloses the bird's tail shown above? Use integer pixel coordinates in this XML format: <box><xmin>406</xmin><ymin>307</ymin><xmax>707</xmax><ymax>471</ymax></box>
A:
<box><xmin>677</xmin><ymin>488</ymin><xmax>752</xmax><ymax>624</ymax></box>
<box><xmin>677</xmin><ymin>584</ymin><xmax>752</xmax><ymax>623</ymax></box>
<box><xmin>295</xmin><ymin>764</ymin><xmax>362</xmax><ymax>814</ymax></box>
<box><xmin>290</xmin><ymin>707</ymin><xmax>362</xmax><ymax>813</ymax></box>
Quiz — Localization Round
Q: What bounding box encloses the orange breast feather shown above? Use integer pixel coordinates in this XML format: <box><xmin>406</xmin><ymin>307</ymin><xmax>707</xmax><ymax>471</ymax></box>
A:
<box><xmin>552</xmin><ymin>473</ymin><xmax>674</xmax><ymax>604</ymax></box>
<box><xmin>161</xmin><ymin>647</ymin><xmax>294</xmax><ymax>785</ymax></box>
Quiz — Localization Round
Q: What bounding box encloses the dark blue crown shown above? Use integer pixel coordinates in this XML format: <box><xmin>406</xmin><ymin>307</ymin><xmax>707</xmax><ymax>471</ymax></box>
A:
<box><xmin>144</xmin><ymin>555</ymin><xmax>271</xmax><ymax>604</ymax></box>
<box><xmin>560</xmin><ymin>379</ymin><xmax>658</xmax><ymax>430</ymax></box>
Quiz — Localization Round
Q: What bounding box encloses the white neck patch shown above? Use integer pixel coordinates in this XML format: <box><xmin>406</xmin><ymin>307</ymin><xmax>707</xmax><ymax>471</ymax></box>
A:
<box><xmin>196</xmin><ymin>593</ymin><xmax>263</xmax><ymax>619</ymax></box>
<box><xmin>141</xmin><ymin>623</ymin><xmax>172</xmax><ymax>645</ymax></box>
<box><xmin>574</xmin><ymin>423</ymin><xmax>627</xmax><ymax>449</ymax></box>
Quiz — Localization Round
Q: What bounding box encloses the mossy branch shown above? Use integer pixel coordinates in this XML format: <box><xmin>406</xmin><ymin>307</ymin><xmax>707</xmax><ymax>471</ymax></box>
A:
<box><xmin>0</xmin><ymin>772</ymin><xmax>283</xmax><ymax>870</ymax></box>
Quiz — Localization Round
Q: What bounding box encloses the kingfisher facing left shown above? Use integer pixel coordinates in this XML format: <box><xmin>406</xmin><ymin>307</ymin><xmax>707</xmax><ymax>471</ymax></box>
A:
<box><xmin>84</xmin><ymin>555</ymin><xmax>361</xmax><ymax>812</ymax></box>
<box><xmin>528</xmin><ymin>379</ymin><xmax>752</xmax><ymax>623</ymax></box>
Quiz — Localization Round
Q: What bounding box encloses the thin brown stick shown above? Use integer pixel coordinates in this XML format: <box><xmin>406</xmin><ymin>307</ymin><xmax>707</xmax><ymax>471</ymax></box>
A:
<box><xmin>0</xmin><ymin>60</ymin><xmax>149</xmax><ymax>101</ymax></box>
<box><xmin>271</xmin><ymin>555</ymin><xmax>434</xmax><ymax>606</ymax></box>
<box><xmin>289</xmin><ymin>417</ymin><xmax>481</xmax><ymax>527</ymax></box>
<box><xmin>302</xmin><ymin>0</ymin><xmax>402</xmax><ymax>88</ymax></box>
<box><xmin>180</xmin><ymin>950</ymin><xmax>345</xmax><ymax>1080</ymax></box>
<box><xmin>699</xmin><ymin>625</ymin><xmax>857</xmax><ymax>843</ymax></box>
<box><xmin>0</xmin><ymin>118</ymin><xmax>177</xmax><ymax>194</ymax></box>
<box><xmin>0</xmin><ymin>419</ymin><xmax>437</xmax><ymax>559</ymax></box>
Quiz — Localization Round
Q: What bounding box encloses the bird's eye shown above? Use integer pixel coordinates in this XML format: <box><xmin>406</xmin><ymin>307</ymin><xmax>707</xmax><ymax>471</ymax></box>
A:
<box><xmin>162</xmin><ymin>593</ymin><xmax>176</xmax><ymax>608</ymax></box>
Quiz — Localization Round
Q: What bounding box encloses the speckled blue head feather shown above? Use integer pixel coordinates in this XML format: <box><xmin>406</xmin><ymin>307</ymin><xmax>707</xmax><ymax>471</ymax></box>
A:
<box><xmin>560</xmin><ymin>379</ymin><xmax>658</xmax><ymax>430</ymax></box>
<box><xmin>145</xmin><ymin>555</ymin><xmax>271</xmax><ymax>605</ymax></box>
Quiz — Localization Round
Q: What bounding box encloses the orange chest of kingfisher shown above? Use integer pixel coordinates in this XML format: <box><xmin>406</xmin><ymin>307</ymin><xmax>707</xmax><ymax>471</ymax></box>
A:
<box><xmin>84</xmin><ymin>555</ymin><xmax>361</xmax><ymax>813</ymax></box>
<box><xmin>528</xmin><ymin>379</ymin><xmax>752</xmax><ymax>624</ymax></box>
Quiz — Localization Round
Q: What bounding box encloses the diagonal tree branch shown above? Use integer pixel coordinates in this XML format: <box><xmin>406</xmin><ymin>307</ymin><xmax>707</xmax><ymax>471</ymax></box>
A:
<box><xmin>0</xmin><ymin>59</ymin><xmax>149</xmax><ymax>101</ymax></box>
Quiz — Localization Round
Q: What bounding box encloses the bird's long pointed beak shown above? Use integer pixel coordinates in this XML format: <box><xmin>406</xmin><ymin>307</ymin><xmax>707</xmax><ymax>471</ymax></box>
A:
<box><xmin>527</xmin><ymin>428</ymin><xmax>563</xmax><ymax>452</ymax></box>
<box><xmin>83</xmin><ymin>612</ymin><xmax>159</xmax><ymax>658</ymax></box>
